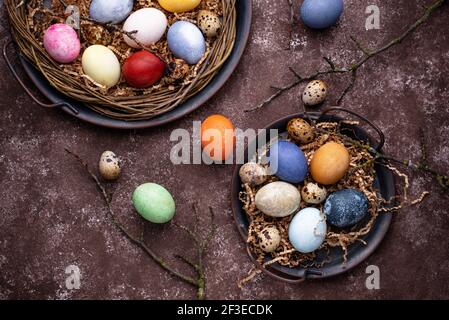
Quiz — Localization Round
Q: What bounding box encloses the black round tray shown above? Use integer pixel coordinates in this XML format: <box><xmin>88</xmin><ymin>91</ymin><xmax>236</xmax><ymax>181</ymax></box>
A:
<box><xmin>230</xmin><ymin>107</ymin><xmax>395</xmax><ymax>282</ymax></box>
<box><xmin>3</xmin><ymin>1</ymin><xmax>252</xmax><ymax>129</ymax></box>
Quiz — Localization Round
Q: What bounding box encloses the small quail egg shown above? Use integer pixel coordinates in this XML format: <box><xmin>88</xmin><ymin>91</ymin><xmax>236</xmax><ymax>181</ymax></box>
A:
<box><xmin>99</xmin><ymin>151</ymin><xmax>120</xmax><ymax>181</ymax></box>
<box><xmin>301</xmin><ymin>182</ymin><xmax>327</xmax><ymax>204</ymax></box>
<box><xmin>197</xmin><ymin>10</ymin><xmax>222</xmax><ymax>38</ymax></box>
<box><xmin>239</xmin><ymin>162</ymin><xmax>268</xmax><ymax>186</ymax></box>
<box><xmin>287</xmin><ymin>118</ymin><xmax>315</xmax><ymax>144</ymax></box>
<box><xmin>302</xmin><ymin>80</ymin><xmax>328</xmax><ymax>106</ymax></box>
<box><xmin>258</xmin><ymin>226</ymin><xmax>281</xmax><ymax>253</ymax></box>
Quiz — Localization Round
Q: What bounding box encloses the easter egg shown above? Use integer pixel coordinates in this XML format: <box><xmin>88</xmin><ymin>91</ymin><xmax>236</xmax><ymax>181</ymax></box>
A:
<box><xmin>167</xmin><ymin>21</ymin><xmax>206</xmax><ymax>65</ymax></box>
<box><xmin>123</xmin><ymin>51</ymin><xmax>166</xmax><ymax>88</ymax></box>
<box><xmin>123</xmin><ymin>8</ymin><xmax>168</xmax><ymax>48</ymax></box>
<box><xmin>258</xmin><ymin>226</ymin><xmax>281</xmax><ymax>253</ymax></box>
<box><xmin>324</xmin><ymin>189</ymin><xmax>369</xmax><ymax>228</ymax></box>
<box><xmin>310</xmin><ymin>142</ymin><xmax>350</xmax><ymax>185</ymax></box>
<box><xmin>99</xmin><ymin>151</ymin><xmax>120</xmax><ymax>181</ymax></box>
<box><xmin>287</xmin><ymin>118</ymin><xmax>315</xmax><ymax>144</ymax></box>
<box><xmin>197</xmin><ymin>10</ymin><xmax>222</xmax><ymax>38</ymax></box>
<box><xmin>300</xmin><ymin>0</ymin><xmax>344</xmax><ymax>29</ymax></box>
<box><xmin>158</xmin><ymin>0</ymin><xmax>201</xmax><ymax>13</ymax></box>
<box><xmin>43</xmin><ymin>24</ymin><xmax>80</xmax><ymax>63</ymax></box>
<box><xmin>82</xmin><ymin>45</ymin><xmax>121</xmax><ymax>87</ymax></box>
<box><xmin>89</xmin><ymin>0</ymin><xmax>133</xmax><ymax>24</ymax></box>
<box><xmin>288</xmin><ymin>208</ymin><xmax>327</xmax><ymax>253</ymax></box>
<box><xmin>255</xmin><ymin>181</ymin><xmax>301</xmax><ymax>218</ymax></box>
<box><xmin>239</xmin><ymin>162</ymin><xmax>268</xmax><ymax>186</ymax></box>
<box><xmin>132</xmin><ymin>183</ymin><xmax>176</xmax><ymax>224</ymax></box>
<box><xmin>201</xmin><ymin>114</ymin><xmax>235</xmax><ymax>162</ymax></box>
<box><xmin>302</xmin><ymin>80</ymin><xmax>328</xmax><ymax>106</ymax></box>
<box><xmin>301</xmin><ymin>182</ymin><xmax>327</xmax><ymax>204</ymax></box>
<box><xmin>269</xmin><ymin>141</ymin><xmax>308</xmax><ymax>184</ymax></box>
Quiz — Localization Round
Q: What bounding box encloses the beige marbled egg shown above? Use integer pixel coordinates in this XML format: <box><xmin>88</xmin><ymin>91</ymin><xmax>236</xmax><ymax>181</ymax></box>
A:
<box><xmin>258</xmin><ymin>226</ymin><xmax>281</xmax><ymax>253</ymax></box>
<box><xmin>197</xmin><ymin>10</ymin><xmax>222</xmax><ymax>38</ymax></box>
<box><xmin>239</xmin><ymin>162</ymin><xmax>268</xmax><ymax>186</ymax></box>
<box><xmin>255</xmin><ymin>181</ymin><xmax>301</xmax><ymax>217</ymax></box>
<box><xmin>99</xmin><ymin>151</ymin><xmax>120</xmax><ymax>181</ymax></box>
<box><xmin>302</xmin><ymin>80</ymin><xmax>328</xmax><ymax>106</ymax></box>
<box><xmin>301</xmin><ymin>182</ymin><xmax>327</xmax><ymax>204</ymax></box>
<box><xmin>287</xmin><ymin>118</ymin><xmax>315</xmax><ymax>144</ymax></box>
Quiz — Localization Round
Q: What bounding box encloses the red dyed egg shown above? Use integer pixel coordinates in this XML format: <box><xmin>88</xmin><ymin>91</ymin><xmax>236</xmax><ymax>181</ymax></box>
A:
<box><xmin>122</xmin><ymin>51</ymin><xmax>165</xmax><ymax>88</ymax></box>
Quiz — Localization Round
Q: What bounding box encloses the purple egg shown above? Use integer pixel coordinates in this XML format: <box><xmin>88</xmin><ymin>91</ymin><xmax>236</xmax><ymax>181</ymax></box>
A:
<box><xmin>269</xmin><ymin>141</ymin><xmax>308</xmax><ymax>184</ymax></box>
<box><xmin>43</xmin><ymin>24</ymin><xmax>80</xmax><ymax>64</ymax></box>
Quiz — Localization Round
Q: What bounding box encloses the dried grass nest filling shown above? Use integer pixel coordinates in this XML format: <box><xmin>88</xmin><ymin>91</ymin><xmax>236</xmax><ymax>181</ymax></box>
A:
<box><xmin>239</xmin><ymin>121</ymin><xmax>384</xmax><ymax>270</ymax></box>
<box><xmin>6</xmin><ymin>0</ymin><xmax>236</xmax><ymax>120</ymax></box>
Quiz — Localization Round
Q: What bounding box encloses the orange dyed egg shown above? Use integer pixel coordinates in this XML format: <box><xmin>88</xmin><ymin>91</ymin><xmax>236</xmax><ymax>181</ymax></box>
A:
<box><xmin>310</xmin><ymin>142</ymin><xmax>350</xmax><ymax>185</ymax></box>
<box><xmin>201</xmin><ymin>114</ymin><xmax>235</xmax><ymax>161</ymax></box>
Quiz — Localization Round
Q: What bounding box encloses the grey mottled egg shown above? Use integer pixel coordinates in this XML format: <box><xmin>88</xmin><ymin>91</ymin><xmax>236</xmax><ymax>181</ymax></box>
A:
<box><xmin>287</xmin><ymin>118</ymin><xmax>315</xmax><ymax>144</ymax></box>
<box><xmin>197</xmin><ymin>10</ymin><xmax>222</xmax><ymax>38</ymax></box>
<box><xmin>99</xmin><ymin>151</ymin><xmax>120</xmax><ymax>181</ymax></box>
<box><xmin>258</xmin><ymin>226</ymin><xmax>281</xmax><ymax>253</ymax></box>
<box><xmin>301</xmin><ymin>182</ymin><xmax>327</xmax><ymax>204</ymax></box>
<box><xmin>255</xmin><ymin>181</ymin><xmax>301</xmax><ymax>217</ymax></box>
<box><xmin>302</xmin><ymin>80</ymin><xmax>328</xmax><ymax>106</ymax></box>
<box><xmin>239</xmin><ymin>162</ymin><xmax>268</xmax><ymax>186</ymax></box>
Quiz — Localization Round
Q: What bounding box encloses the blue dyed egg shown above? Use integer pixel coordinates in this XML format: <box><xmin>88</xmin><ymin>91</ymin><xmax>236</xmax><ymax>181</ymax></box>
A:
<box><xmin>288</xmin><ymin>208</ymin><xmax>327</xmax><ymax>253</ymax></box>
<box><xmin>90</xmin><ymin>0</ymin><xmax>134</xmax><ymax>24</ymax></box>
<box><xmin>324</xmin><ymin>189</ymin><xmax>369</xmax><ymax>228</ymax></box>
<box><xmin>269</xmin><ymin>141</ymin><xmax>308</xmax><ymax>184</ymax></box>
<box><xmin>167</xmin><ymin>21</ymin><xmax>206</xmax><ymax>64</ymax></box>
<box><xmin>300</xmin><ymin>0</ymin><xmax>344</xmax><ymax>29</ymax></box>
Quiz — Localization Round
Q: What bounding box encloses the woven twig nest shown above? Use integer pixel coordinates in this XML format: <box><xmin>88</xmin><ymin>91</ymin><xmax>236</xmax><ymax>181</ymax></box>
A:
<box><xmin>6</xmin><ymin>0</ymin><xmax>236</xmax><ymax>120</ymax></box>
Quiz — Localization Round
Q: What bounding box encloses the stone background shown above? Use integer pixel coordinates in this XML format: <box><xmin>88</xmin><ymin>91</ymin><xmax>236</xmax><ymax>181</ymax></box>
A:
<box><xmin>1</xmin><ymin>0</ymin><xmax>448</xmax><ymax>299</ymax></box>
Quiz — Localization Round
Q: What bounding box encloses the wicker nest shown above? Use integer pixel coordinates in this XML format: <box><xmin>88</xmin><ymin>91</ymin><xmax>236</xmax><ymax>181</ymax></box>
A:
<box><xmin>6</xmin><ymin>0</ymin><xmax>237</xmax><ymax>120</ymax></box>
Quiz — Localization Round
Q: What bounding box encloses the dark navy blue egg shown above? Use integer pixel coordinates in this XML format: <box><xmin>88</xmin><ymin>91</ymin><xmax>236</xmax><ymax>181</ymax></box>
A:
<box><xmin>324</xmin><ymin>189</ymin><xmax>369</xmax><ymax>228</ymax></box>
<box><xmin>300</xmin><ymin>0</ymin><xmax>344</xmax><ymax>29</ymax></box>
<box><xmin>269</xmin><ymin>141</ymin><xmax>308</xmax><ymax>184</ymax></box>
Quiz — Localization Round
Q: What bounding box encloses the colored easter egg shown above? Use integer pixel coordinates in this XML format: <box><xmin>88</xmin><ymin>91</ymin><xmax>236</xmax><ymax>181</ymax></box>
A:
<box><xmin>123</xmin><ymin>51</ymin><xmax>166</xmax><ymax>88</ymax></box>
<box><xmin>201</xmin><ymin>114</ymin><xmax>235</xmax><ymax>162</ymax></box>
<box><xmin>288</xmin><ymin>207</ymin><xmax>327</xmax><ymax>253</ymax></box>
<box><xmin>123</xmin><ymin>8</ymin><xmax>168</xmax><ymax>48</ymax></box>
<box><xmin>324</xmin><ymin>189</ymin><xmax>369</xmax><ymax>228</ymax></box>
<box><xmin>43</xmin><ymin>23</ymin><xmax>80</xmax><ymax>63</ymax></box>
<box><xmin>269</xmin><ymin>141</ymin><xmax>308</xmax><ymax>184</ymax></box>
<box><xmin>255</xmin><ymin>181</ymin><xmax>301</xmax><ymax>218</ymax></box>
<box><xmin>167</xmin><ymin>21</ymin><xmax>206</xmax><ymax>64</ymax></box>
<box><xmin>82</xmin><ymin>45</ymin><xmax>121</xmax><ymax>88</ymax></box>
<box><xmin>300</xmin><ymin>0</ymin><xmax>344</xmax><ymax>29</ymax></box>
<box><xmin>132</xmin><ymin>183</ymin><xmax>176</xmax><ymax>224</ymax></box>
<box><xmin>158</xmin><ymin>0</ymin><xmax>201</xmax><ymax>13</ymax></box>
<box><xmin>310</xmin><ymin>142</ymin><xmax>350</xmax><ymax>185</ymax></box>
<box><xmin>89</xmin><ymin>0</ymin><xmax>134</xmax><ymax>24</ymax></box>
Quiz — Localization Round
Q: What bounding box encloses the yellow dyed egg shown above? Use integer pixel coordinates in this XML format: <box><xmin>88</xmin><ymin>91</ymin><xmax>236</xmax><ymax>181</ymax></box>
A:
<box><xmin>158</xmin><ymin>0</ymin><xmax>201</xmax><ymax>13</ymax></box>
<box><xmin>310</xmin><ymin>142</ymin><xmax>350</xmax><ymax>185</ymax></box>
<box><xmin>82</xmin><ymin>45</ymin><xmax>120</xmax><ymax>88</ymax></box>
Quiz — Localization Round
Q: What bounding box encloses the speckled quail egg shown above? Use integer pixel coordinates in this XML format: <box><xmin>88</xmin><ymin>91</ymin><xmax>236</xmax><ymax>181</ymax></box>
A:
<box><xmin>258</xmin><ymin>226</ymin><xmax>281</xmax><ymax>253</ymax></box>
<box><xmin>197</xmin><ymin>10</ymin><xmax>222</xmax><ymax>38</ymax></box>
<box><xmin>302</xmin><ymin>80</ymin><xmax>328</xmax><ymax>106</ymax></box>
<box><xmin>301</xmin><ymin>182</ymin><xmax>327</xmax><ymax>204</ymax></box>
<box><xmin>239</xmin><ymin>162</ymin><xmax>268</xmax><ymax>186</ymax></box>
<box><xmin>99</xmin><ymin>151</ymin><xmax>120</xmax><ymax>181</ymax></box>
<box><xmin>287</xmin><ymin>118</ymin><xmax>315</xmax><ymax>144</ymax></box>
<box><xmin>84</xmin><ymin>25</ymin><xmax>112</xmax><ymax>46</ymax></box>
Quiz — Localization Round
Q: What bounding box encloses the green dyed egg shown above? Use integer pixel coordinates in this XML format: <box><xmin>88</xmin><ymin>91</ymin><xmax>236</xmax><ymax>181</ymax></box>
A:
<box><xmin>132</xmin><ymin>183</ymin><xmax>176</xmax><ymax>223</ymax></box>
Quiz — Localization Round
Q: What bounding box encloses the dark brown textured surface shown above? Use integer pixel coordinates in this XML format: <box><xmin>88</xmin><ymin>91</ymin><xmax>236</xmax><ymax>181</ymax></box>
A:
<box><xmin>1</xmin><ymin>0</ymin><xmax>448</xmax><ymax>299</ymax></box>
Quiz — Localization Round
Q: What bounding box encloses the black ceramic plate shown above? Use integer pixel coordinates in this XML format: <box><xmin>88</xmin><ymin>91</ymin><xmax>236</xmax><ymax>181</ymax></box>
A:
<box><xmin>231</xmin><ymin>110</ymin><xmax>395</xmax><ymax>282</ymax></box>
<box><xmin>14</xmin><ymin>1</ymin><xmax>252</xmax><ymax>129</ymax></box>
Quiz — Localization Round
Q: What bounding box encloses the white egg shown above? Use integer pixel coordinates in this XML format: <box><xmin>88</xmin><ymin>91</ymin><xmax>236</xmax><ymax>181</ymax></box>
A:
<box><xmin>288</xmin><ymin>207</ymin><xmax>327</xmax><ymax>253</ymax></box>
<box><xmin>123</xmin><ymin>8</ymin><xmax>167</xmax><ymax>48</ymax></box>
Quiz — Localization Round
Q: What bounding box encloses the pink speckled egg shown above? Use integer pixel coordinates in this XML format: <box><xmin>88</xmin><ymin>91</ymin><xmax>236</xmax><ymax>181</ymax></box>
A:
<box><xmin>43</xmin><ymin>24</ymin><xmax>81</xmax><ymax>63</ymax></box>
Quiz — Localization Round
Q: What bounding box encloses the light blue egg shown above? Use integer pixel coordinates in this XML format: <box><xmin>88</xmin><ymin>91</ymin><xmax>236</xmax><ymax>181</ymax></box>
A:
<box><xmin>288</xmin><ymin>208</ymin><xmax>327</xmax><ymax>253</ymax></box>
<box><xmin>90</xmin><ymin>0</ymin><xmax>134</xmax><ymax>24</ymax></box>
<box><xmin>167</xmin><ymin>21</ymin><xmax>206</xmax><ymax>65</ymax></box>
<box><xmin>300</xmin><ymin>0</ymin><xmax>344</xmax><ymax>29</ymax></box>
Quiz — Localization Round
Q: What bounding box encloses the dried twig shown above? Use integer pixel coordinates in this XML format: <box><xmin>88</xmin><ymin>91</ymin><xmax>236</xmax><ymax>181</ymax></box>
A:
<box><xmin>245</xmin><ymin>0</ymin><xmax>446</xmax><ymax>112</ymax></box>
